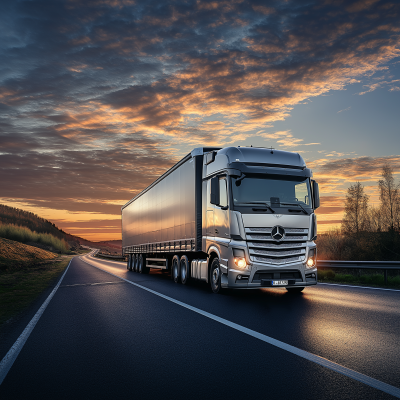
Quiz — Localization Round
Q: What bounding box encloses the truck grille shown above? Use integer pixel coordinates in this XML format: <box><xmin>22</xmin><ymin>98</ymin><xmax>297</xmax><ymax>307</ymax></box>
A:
<box><xmin>246</xmin><ymin>227</ymin><xmax>308</xmax><ymax>265</ymax></box>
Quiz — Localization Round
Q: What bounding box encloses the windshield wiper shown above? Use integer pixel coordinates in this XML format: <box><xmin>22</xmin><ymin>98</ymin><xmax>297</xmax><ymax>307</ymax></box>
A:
<box><xmin>238</xmin><ymin>202</ymin><xmax>275</xmax><ymax>213</ymax></box>
<box><xmin>280</xmin><ymin>202</ymin><xmax>309</xmax><ymax>215</ymax></box>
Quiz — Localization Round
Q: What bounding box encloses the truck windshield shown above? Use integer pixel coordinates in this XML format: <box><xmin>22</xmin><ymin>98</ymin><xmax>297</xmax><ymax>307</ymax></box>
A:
<box><xmin>231</xmin><ymin>175</ymin><xmax>312</xmax><ymax>209</ymax></box>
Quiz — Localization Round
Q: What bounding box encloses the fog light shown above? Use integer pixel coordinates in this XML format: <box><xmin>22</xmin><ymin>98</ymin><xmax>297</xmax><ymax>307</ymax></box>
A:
<box><xmin>234</xmin><ymin>257</ymin><xmax>246</xmax><ymax>269</ymax></box>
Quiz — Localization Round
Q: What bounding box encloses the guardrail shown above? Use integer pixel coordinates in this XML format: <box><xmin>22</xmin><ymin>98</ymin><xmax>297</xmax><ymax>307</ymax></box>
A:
<box><xmin>318</xmin><ymin>260</ymin><xmax>400</xmax><ymax>284</ymax></box>
<box><xmin>95</xmin><ymin>253</ymin><xmax>126</xmax><ymax>260</ymax></box>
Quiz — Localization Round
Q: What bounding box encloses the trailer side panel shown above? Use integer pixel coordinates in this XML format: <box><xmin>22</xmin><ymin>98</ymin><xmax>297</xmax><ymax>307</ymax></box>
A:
<box><xmin>122</xmin><ymin>157</ymin><xmax>196</xmax><ymax>251</ymax></box>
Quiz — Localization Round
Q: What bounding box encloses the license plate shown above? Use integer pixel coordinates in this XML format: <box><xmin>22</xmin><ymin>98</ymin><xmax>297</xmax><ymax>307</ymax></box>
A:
<box><xmin>272</xmin><ymin>280</ymin><xmax>288</xmax><ymax>286</ymax></box>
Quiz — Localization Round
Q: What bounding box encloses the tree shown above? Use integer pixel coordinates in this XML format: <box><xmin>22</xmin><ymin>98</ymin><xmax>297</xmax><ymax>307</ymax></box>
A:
<box><xmin>342</xmin><ymin>182</ymin><xmax>369</xmax><ymax>234</ymax></box>
<box><xmin>378</xmin><ymin>165</ymin><xmax>400</xmax><ymax>232</ymax></box>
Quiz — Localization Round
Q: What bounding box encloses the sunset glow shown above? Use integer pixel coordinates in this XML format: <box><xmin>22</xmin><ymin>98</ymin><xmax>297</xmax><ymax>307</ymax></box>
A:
<box><xmin>1</xmin><ymin>0</ymin><xmax>399</xmax><ymax>241</ymax></box>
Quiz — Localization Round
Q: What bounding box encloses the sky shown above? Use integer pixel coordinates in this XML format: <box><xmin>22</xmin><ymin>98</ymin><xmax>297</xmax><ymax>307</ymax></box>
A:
<box><xmin>0</xmin><ymin>0</ymin><xmax>399</xmax><ymax>241</ymax></box>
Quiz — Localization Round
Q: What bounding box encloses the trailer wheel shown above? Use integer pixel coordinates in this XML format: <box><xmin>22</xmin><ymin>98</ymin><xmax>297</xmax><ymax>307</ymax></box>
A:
<box><xmin>172</xmin><ymin>255</ymin><xmax>180</xmax><ymax>283</ymax></box>
<box><xmin>210</xmin><ymin>258</ymin><xmax>222</xmax><ymax>294</ymax></box>
<box><xmin>131</xmin><ymin>255</ymin><xmax>136</xmax><ymax>271</ymax></box>
<box><xmin>127</xmin><ymin>255</ymin><xmax>131</xmax><ymax>270</ymax></box>
<box><xmin>180</xmin><ymin>255</ymin><xmax>190</xmax><ymax>285</ymax></box>
<box><xmin>286</xmin><ymin>287</ymin><xmax>304</xmax><ymax>293</ymax></box>
<box><xmin>134</xmin><ymin>254</ymin><xmax>139</xmax><ymax>272</ymax></box>
<box><xmin>138</xmin><ymin>254</ymin><xmax>149</xmax><ymax>274</ymax></box>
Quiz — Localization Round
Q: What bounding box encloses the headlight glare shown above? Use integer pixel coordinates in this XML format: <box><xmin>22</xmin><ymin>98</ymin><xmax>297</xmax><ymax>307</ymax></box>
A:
<box><xmin>234</xmin><ymin>257</ymin><xmax>246</xmax><ymax>269</ymax></box>
<box><xmin>306</xmin><ymin>248</ymin><xmax>317</xmax><ymax>269</ymax></box>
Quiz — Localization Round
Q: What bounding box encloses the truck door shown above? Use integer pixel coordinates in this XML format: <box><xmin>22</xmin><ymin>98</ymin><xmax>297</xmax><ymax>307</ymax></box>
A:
<box><xmin>206</xmin><ymin>180</ymin><xmax>214</xmax><ymax>238</ymax></box>
<box><xmin>213</xmin><ymin>177</ymin><xmax>230</xmax><ymax>240</ymax></box>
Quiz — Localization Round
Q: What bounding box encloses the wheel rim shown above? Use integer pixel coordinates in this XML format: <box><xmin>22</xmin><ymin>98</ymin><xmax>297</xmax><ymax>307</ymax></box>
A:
<box><xmin>212</xmin><ymin>267</ymin><xmax>220</xmax><ymax>289</ymax></box>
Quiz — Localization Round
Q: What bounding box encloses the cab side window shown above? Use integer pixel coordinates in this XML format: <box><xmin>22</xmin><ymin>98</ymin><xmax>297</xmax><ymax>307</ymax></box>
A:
<box><xmin>219</xmin><ymin>178</ymin><xmax>228</xmax><ymax>208</ymax></box>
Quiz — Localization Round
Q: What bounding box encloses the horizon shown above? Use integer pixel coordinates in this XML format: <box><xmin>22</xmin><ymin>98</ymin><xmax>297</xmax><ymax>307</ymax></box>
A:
<box><xmin>1</xmin><ymin>0</ymin><xmax>400</xmax><ymax>241</ymax></box>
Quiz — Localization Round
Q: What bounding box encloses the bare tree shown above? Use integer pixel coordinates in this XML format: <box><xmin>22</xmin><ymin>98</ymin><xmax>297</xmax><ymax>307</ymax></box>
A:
<box><xmin>378</xmin><ymin>165</ymin><xmax>400</xmax><ymax>232</ymax></box>
<box><xmin>368</xmin><ymin>206</ymin><xmax>383</xmax><ymax>232</ymax></box>
<box><xmin>342</xmin><ymin>182</ymin><xmax>369</xmax><ymax>234</ymax></box>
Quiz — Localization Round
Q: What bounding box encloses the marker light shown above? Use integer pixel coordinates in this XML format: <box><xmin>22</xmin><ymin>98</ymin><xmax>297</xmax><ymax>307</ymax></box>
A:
<box><xmin>234</xmin><ymin>257</ymin><xmax>247</xmax><ymax>269</ymax></box>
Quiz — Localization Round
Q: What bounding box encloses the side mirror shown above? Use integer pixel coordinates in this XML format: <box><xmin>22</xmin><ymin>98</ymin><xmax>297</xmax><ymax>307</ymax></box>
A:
<box><xmin>210</xmin><ymin>176</ymin><xmax>220</xmax><ymax>205</ymax></box>
<box><xmin>312</xmin><ymin>180</ymin><xmax>320</xmax><ymax>209</ymax></box>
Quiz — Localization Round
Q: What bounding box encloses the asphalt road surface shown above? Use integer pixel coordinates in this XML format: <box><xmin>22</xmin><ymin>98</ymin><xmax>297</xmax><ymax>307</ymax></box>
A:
<box><xmin>1</xmin><ymin>252</ymin><xmax>399</xmax><ymax>400</ymax></box>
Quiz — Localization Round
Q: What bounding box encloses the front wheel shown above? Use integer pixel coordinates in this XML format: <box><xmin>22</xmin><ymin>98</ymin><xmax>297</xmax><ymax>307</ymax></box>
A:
<box><xmin>210</xmin><ymin>258</ymin><xmax>222</xmax><ymax>294</ymax></box>
<box><xmin>286</xmin><ymin>287</ymin><xmax>304</xmax><ymax>293</ymax></box>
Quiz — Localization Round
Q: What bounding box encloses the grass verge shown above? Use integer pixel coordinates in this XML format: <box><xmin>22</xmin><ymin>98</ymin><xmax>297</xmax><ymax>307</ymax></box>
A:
<box><xmin>0</xmin><ymin>250</ymin><xmax>89</xmax><ymax>329</ymax></box>
<box><xmin>318</xmin><ymin>269</ymin><xmax>400</xmax><ymax>288</ymax></box>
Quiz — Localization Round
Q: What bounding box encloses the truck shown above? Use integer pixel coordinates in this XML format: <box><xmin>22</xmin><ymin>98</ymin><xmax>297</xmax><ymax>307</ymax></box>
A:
<box><xmin>121</xmin><ymin>146</ymin><xmax>319</xmax><ymax>293</ymax></box>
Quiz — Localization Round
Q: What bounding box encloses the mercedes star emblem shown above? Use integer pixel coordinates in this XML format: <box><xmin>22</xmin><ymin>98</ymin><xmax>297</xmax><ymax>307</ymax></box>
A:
<box><xmin>271</xmin><ymin>225</ymin><xmax>285</xmax><ymax>241</ymax></box>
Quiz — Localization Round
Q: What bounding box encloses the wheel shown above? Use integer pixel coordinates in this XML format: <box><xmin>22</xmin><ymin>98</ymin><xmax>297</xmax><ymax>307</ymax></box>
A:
<box><xmin>210</xmin><ymin>258</ymin><xmax>222</xmax><ymax>294</ymax></box>
<box><xmin>180</xmin><ymin>255</ymin><xmax>190</xmax><ymax>285</ymax></box>
<box><xmin>130</xmin><ymin>255</ymin><xmax>135</xmax><ymax>271</ymax></box>
<box><xmin>134</xmin><ymin>254</ymin><xmax>139</xmax><ymax>272</ymax></box>
<box><xmin>138</xmin><ymin>254</ymin><xmax>149</xmax><ymax>274</ymax></box>
<box><xmin>172</xmin><ymin>255</ymin><xmax>180</xmax><ymax>283</ymax></box>
<box><xmin>127</xmin><ymin>255</ymin><xmax>131</xmax><ymax>270</ymax></box>
<box><xmin>286</xmin><ymin>287</ymin><xmax>304</xmax><ymax>293</ymax></box>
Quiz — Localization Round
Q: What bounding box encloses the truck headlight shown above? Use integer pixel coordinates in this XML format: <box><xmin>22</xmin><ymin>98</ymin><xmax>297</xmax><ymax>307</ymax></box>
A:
<box><xmin>306</xmin><ymin>248</ymin><xmax>317</xmax><ymax>269</ymax></box>
<box><xmin>234</xmin><ymin>257</ymin><xmax>247</xmax><ymax>269</ymax></box>
<box><xmin>233</xmin><ymin>248</ymin><xmax>247</xmax><ymax>269</ymax></box>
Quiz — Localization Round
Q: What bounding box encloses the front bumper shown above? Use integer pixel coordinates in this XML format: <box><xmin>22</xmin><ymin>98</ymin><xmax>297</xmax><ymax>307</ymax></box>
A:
<box><xmin>223</xmin><ymin>260</ymin><xmax>317</xmax><ymax>289</ymax></box>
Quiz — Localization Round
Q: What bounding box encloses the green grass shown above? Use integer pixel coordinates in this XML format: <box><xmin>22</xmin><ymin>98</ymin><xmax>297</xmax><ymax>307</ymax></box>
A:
<box><xmin>318</xmin><ymin>269</ymin><xmax>400</xmax><ymax>288</ymax></box>
<box><xmin>0</xmin><ymin>223</ymin><xmax>69</xmax><ymax>253</ymax></box>
<box><xmin>0</xmin><ymin>248</ymin><xmax>89</xmax><ymax>328</ymax></box>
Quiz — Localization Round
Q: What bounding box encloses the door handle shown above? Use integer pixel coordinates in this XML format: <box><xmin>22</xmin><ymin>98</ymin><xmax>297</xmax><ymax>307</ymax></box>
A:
<box><xmin>215</xmin><ymin>229</ymin><xmax>219</xmax><ymax>234</ymax></box>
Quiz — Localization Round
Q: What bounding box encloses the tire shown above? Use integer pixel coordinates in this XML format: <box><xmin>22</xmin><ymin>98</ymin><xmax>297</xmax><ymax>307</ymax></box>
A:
<box><xmin>180</xmin><ymin>255</ymin><xmax>190</xmax><ymax>285</ymax></box>
<box><xmin>131</xmin><ymin>254</ymin><xmax>135</xmax><ymax>272</ymax></box>
<box><xmin>172</xmin><ymin>255</ymin><xmax>180</xmax><ymax>283</ymax></box>
<box><xmin>286</xmin><ymin>287</ymin><xmax>305</xmax><ymax>293</ymax></box>
<box><xmin>138</xmin><ymin>254</ymin><xmax>149</xmax><ymax>274</ymax></box>
<box><xmin>134</xmin><ymin>254</ymin><xmax>139</xmax><ymax>272</ymax></box>
<box><xmin>210</xmin><ymin>258</ymin><xmax>222</xmax><ymax>294</ymax></box>
<box><xmin>127</xmin><ymin>255</ymin><xmax>131</xmax><ymax>270</ymax></box>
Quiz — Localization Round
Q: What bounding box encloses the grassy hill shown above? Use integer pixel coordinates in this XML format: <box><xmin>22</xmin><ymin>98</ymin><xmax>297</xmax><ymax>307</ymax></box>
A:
<box><xmin>0</xmin><ymin>237</ymin><xmax>58</xmax><ymax>270</ymax></box>
<box><xmin>0</xmin><ymin>204</ymin><xmax>66</xmax><ymax>239</ymax></box>
<box><xmin>0</xmin><ymin>204</ymin><xmax>122</xmax><ymax>254</ymax></box>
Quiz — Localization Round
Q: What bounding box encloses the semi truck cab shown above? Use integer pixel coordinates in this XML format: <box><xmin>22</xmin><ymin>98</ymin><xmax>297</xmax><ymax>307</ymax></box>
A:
<box><xmin>201</xmin><ymin>146</ymin><xmax>319</xmax><ymax>293</ymax></box>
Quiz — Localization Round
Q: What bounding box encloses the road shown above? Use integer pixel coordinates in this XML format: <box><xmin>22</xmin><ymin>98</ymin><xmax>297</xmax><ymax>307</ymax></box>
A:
<box><xmin>0</xmin><ymin>252</ymin><xmax>399</xmax><ymax>399</ymax></box>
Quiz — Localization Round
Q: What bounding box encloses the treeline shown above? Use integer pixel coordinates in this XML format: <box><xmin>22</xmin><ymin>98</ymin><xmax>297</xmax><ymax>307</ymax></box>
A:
<box><xmin>318</xmin><ymin>165</ymin><xmax>400</xmax><ymax>261</ymax></box>
<box><xmin>0</xmin><ymin>204</ymin><xmax>66</xmax><ymax>239</ymax></box>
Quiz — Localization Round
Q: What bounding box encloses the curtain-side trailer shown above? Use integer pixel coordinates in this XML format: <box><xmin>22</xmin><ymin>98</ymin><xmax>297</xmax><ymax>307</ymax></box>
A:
<box><xmin>122</xmin><ymin>146</ymin><xmax>320</xmax><ymax>293</ymax></box>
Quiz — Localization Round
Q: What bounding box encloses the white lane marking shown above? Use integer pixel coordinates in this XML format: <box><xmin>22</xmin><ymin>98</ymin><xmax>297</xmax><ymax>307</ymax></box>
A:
<box><xmin>80</xmin><ymin>255</ymin><xmax>400</xmax><ymax>398</ymax></box>
<box><xmin>0</xmin><ymin>260</ymin><xmax>72</xmax><ymax>386</ymax></box>
<box><xmin>318</xmin><ymin>283</ymin><xmax>400</xmax><ymax>293</ymax></box>
<box><xmin>60</xmin><ymin>281</ymin><xmax>124</xmax><ymax>288</ymax></box>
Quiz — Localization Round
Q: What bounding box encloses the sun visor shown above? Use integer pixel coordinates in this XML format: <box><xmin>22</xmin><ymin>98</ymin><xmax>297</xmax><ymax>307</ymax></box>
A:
<box><xmin>227</xmin><ymin>162</ymin><xmax>313</xmax><ymax>178</ymax></box>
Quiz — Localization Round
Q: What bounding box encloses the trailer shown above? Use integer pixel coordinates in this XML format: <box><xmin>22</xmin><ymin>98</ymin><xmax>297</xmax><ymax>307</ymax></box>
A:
<box><xmin>122</xmin><ymin>146</ymin><xmax>320</xmax><ymax>293</ymax></box>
